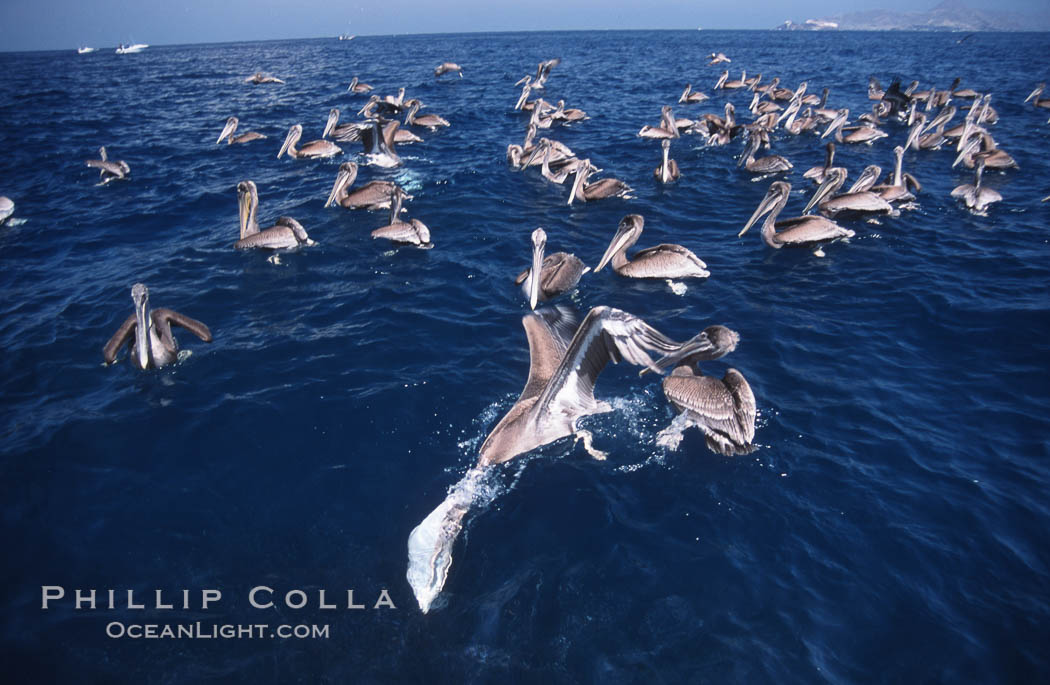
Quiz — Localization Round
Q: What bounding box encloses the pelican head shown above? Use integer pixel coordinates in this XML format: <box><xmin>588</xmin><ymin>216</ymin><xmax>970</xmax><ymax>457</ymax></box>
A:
<box><xmin>325</xmin><ymin>162</ymin><xmax>358</xmax><ymax>208</ymax></box>
<box><xmin>596</xmin><ymin>214</ymin><xmax>643</xmax><ymax>272</ymax></box>
<box><xmin>217</xmin><ymin>117</ymin><xmax>239</xmax><ymax>144</ymax></box>
<box><xmin>357</xmin><ymin>95</ymin><xmax>380</xmax><ymax>117</ymax></box>
<box><xmin>237</xmin><ymin>180</ymin><xmax>259</xmax><ymax>239</ymax></box>
<box><xmin>740</xmin><ymin>181</ymin><xmax>791</xmax><ymax>237</ymax></box>
<box><xmin>643</xmin><ymin>325</ymin><xmax>740</xmax><ymax>376</ymax></box>
<box><xmin>278</xmin><ymin>124</ymin><xmax>303</xmax><ymax>159</ymax></box>
<box><xmin>528</xmin><ymin>228</ymin><xmax>547</xmax><ymax>309</ymax></box>
<box><xmin>323</xmin><ymin>109</ymin><xmax>340</xmax><ymax>138</ymax></box>
<box><xmin>1025</xmin><ymin>82</ymin><xmax>1045</xmax><ymax>103</ymax></box>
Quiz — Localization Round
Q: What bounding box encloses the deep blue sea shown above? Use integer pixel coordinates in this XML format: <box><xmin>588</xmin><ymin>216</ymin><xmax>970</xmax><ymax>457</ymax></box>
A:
<box><xmin>1</xmin><ymin>29</ymin><xmax>1049</xmax><ymax>683</ymax></box>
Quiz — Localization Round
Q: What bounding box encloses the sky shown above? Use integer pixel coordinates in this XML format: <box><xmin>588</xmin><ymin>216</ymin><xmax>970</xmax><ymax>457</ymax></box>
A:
<box><xmin>0</xmin><ymin>0</ymin><xmax>1046</xmax><ymax>52</ymax></box>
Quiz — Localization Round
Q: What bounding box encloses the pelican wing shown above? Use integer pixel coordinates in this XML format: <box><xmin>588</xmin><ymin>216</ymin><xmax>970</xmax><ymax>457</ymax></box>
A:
<box><xmin>520</xmin><ymin>305</ymin><xmax>578</xmax><ymax>401</ymax></box>
<box><xmin>535</xmin><ymin>307</ymin><xmax>681</xmax><ymax>417</ymax></box>
<box><xmin>102</xmin><ymin>314</ymin><xmax>137</xmax><ymax>363</ymax></box>
<box><xmin>663</xmin><ymin>369</ymin><xmax>756</xmax><ymax>455</ymax></box>
<box><xmin>153</xmin><ymin>308</ymin><xmax>213</xmax><ymax>343</ymax></box>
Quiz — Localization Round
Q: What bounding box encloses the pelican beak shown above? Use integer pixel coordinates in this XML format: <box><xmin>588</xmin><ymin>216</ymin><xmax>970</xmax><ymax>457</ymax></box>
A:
<box><xmin>522</xmin><ymin>140</ymin><xmax>546</xmax><ymax>168</ymax></box>
<box><xmin>952</xmin><ymin>137</ymin><xmax>980</xmax><ymax>168</ymax></box>
<box><xmin>528</xmin><ymin>229</ymin><xmax>545</xmax><ymax>310</ymax></box>
<box><xmin>803</xmin><ymin>174</ymin><xmax>840</xmax><ymax>214</ymax></box>
<box><xmin>217</xmin><ymin>118</ymin><xmax>237</xmax><ymax>144</ymax></box>
<box><xmin>904</xmin><ymin>123</ymin><xmax>922</xmax><ymax>151</ymax></box>
<box><xmin>325</xmin><ymin>166</ymin><xmax>353</xmax><ymax>208</ymax></box>
<box><xmin>740</xmin><ymin>186</ymin><xmax>780</xmax><ymax>237</ymax></box>
<box><xmin>567</xmin><ymin>162</ymin><xmax>587</xmax><ymax>206</ymax></box>
<box><xmin>238</xmin><ymin>186</ymin><xmax>251</xmax><ymax>239</ymax></box>
<box><xmin>596</xmin><ymin>216</ymin><xmax>638</xmax><ymax>272</ymax></box>
<box><xmin>132</xmin><ymin>283</ymin><xmax>150</xmax><ymax>370</ymax></box>
<box><xmin>322</xmin><ymin>109</ymin><xmax>339</xmax><ymax>138</ymax></box>
<box><xmin>277</xmin><ymin>127</ymin><xmax>296</xmax><ymax>159</ymax></box>
<box><xmin>1024</xmin><ymin>85</ymin><xmax>1043</xmax><ymax>103</ymax></box>
<box><xmin>821</xmin><ymin>110</ymin><xmax>847</xmax><ymax>139</ymax></box>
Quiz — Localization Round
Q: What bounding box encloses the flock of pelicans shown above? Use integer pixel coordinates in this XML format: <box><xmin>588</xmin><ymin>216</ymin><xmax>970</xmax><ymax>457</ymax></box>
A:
<box><xmin>3</xmin><ymin>46</ymin><xmax>1048</xmax><ymax>614</ymax></box>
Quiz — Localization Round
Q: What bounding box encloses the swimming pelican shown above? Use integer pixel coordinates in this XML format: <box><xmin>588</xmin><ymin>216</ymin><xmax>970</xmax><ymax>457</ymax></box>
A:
<box><xmin>952</xmin><ymin>126</ymin><xmax>1017</xmax><ymax>170</ymax></box>
<box><xmin>359</xmin><ymin>119</ymin><xmax>401</xmax><ymax>167</ymax></box>
<box><xmin>822</xmin><ymin>110</ymin><xmax>888</xmax><ymax>144</ymax></box>
<box><xmin>347</xmin><ymin>76</ymin><xmax>373</xmax><ymax>93</ymax></box>
<box><xmin>870</xmin><ymin>146</ymin><xmax>921</xmax><ymax>203</ymax></box>
<box><xmin>654</xmin><ymin>139</ymin><xmax>681</xmax><ymax>183</ymax></box>
<box><xmin>803</xmin><ymin>166</ymin><xmax>894</xmax><ymax>217</ymax></box>
<box><xmin>638</xmin><ymin>105</ymin><xmax>679</xmax><ymax>139</ymax></box>
<box><xmin>525</xmin><ymin>139</ymin><xmax>581</xmax><ymax>184</ymax></box>
<box><xmin>234</xmin><ymin>180</ymin><xmax>315</xmax><ymax>250</ymax></box>
<box><xmin>404</xmin><ymin>99</ymin><xmax>450</xmax><ymax>129</ymax></box>
<box><xmin>679</xmin><ymin>84</ymin><xmax>709</xmax><ymax>103</ymax></box>
<box><xmin>647</xmin><ymin>326</ymin><xmax>756</xmax><ymax>455</ymax></box>
<box><xmin>278</xmin><ymin>124</ymin><xmax>342</xmax><ymax>159</ymax></box>
<box><xmin>325</xmin><ymin>162</ymin><xmax>408</xmax><ymax>211</ymax></box>
<box><xmin>596</xmin><ymin>214</ymin><xmax>709</xmax><ymax>279</ymax></box>
<box><xmin>86</xmin><ymin>147</ymin><xmax>130</xmax><ymax>183</ymax></box>
<box><xmin>708</xmin><ymin>52</ymin><xmax>731</xmax><ymax>65</ymax></box>
<box><xmin>738</xmin><ymin>135</ymin><xmax>792</xmax><ymax>175</ymax></box>
<box><xmin>551</xmin><ymin>100</ymin><xmax>587</xmax><ymax>123</ymax></box>
<box><xmin>0</xmin><ymin>196</ymin><xmax>14</xmax><ymax>224</ymax></box>
<box><xmin>1024</xmin><ymin>83</ymin><xmax>1050</xmax><ymax>109</ymax></box>
<box><xmin>949</xmin><ymin>78</ymin><xmax>980</xmax><ymax>99</ymax></box>
<box><xmin>739</xmin><ymin>181</ymin><xmax>854</xmax><ymax>256</ymax></box>
<box><xmin>245</xmin><ymin>72</ymin><xmax>284</xmax><ymax>84</ymax></box>
<box><xmin>102</xmin><ymin>283</ymin><xmax>212</xmax><ymax>369</ymax></box>
<box><xmin>371</xmin><ymin>187</ymin><xmax>432</xmax><ymax>248</ymax></box>
<box><xmin>515</xmin><ymin>228</ymin><xmax>589</xmax><ymax>309</ymax></box>
<box><xmin>567</xmin><ymin>160</ymin><xmax>631</xmax><ymax>205</ymax></box>
<box><xmin>434</xmin><ymin>62</ymin><xmax>463</xmax><ymax>77</ymax></box>
<box><xmin>951</xmin><ymin>155</ymin><xmax>1001</xmax><ymax>213</ymax></box>
<box><xmin>216</xmin><ymin>117</ymin><xmax>266</xmax><ymax>145</ymax></box>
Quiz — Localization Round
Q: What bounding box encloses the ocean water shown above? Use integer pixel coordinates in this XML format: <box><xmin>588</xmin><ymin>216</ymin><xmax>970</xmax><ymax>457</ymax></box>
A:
<box><xmin>1</xmin><ymin>29</ymin><xmax>1049</xmax><ymax>683</ymax></box>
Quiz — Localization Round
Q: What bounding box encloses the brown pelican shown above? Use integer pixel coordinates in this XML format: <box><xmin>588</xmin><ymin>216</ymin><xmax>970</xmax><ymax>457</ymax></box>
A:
<box><xmin>822</xmin><ymin>110</ymin><xmax>888</xmax><ymax>144</ymax></box>
<box><xmin>952</xmin><ymin>128</ymin><xmax>1017</xmax><ymax>170</ymax></box>
<box><xmin>325</xmin><ymin>162</ymin><xmax>408</xmax><ymax>211</ymax></box>
<box><xmin>371</xmin><ymin>187</ymin><xmax>432</xmax><ymax>248</ymax></box>
<box><xmin>749</xmin><ymin>92</ymin><xmax>782</xmax><ymax>116</ymax></box>
<box><xmin>740</xmin><ymin>181</ymin><xmax>854</xmax><ymax>256</ymax></box>
<box><xmin>803</xmin><ymin>142</ymin><xmax>839</xmax><ymax>184</ymax></box>
<box><xmin>216</xmin><ymin>117</ymin><xmax>266</xmax><ymax>145</ymax></box>
<box><xmin>745</xmin><ymin>73</ymin><xmax>763</xmax><ymax>90</ymax></box>
<box><xmin>406</xmin><ymin>305</ymin><xmax>710</xmax><ymax>613</ymax></box>
<box><xmin>868</xmin><ymin>77</ymin><xmax>885</xmax><ymax>100</ymax></box>
<box><xmin>646</xmin><ymin>326</ymin><xmax>756</xmax><ymax>455</ymax></box>
<box><xmin>950</xmin><ymin>78</ymin><xmax>980</xmax><ymax>99</ymax></box>
<box><xmin>654</xmin><ymin>139</ymin><xmax>681</xmax><ymax>183</ymax></box>
<box><xmin>524</xmin><ymin>58</ymin><xmax>560</xmax><ymax>90</ymax></box>
<box><xmin>103</xmin><ymin>283</ymin><xmax>212</xmax><ymax>369</ymax></box>
<box><xmin>404</xmin><ymin>99</ymin><xmax>450</xmax><ymax>129</ymax></box>
<box><xmin>278</xmin><ymin>124</ymin><xmax>342</xmax><ymax>159</ymax></box>
<box><xmin>951</xmin><ymin>156</ymin><xmax>1001</xmax><ymax>213</ymax></box>
<box><xmin>245</xmin><ymin>72</ymin><xmax>284</xmax><ymax>84</ymax></box>
<box><xmin>234</xmin><ymin>180</ymin><xmax>315</xmax><ymax>250</ymax></box>
<box><xmin>723</xmin><ymin>71</ymin><xmax>747</xmax><ymax>89</ymax></box>
<box><xmin>359</xmin><ymin>119</ymin><xmax>401</xmax><ymax>168</ymax></box>
<box><xmin>0</xmin><ymin>196</ymin><xmax>14</xmax><ymax>224</ymax></box>
<box><xmin>755</xmin><ymin>76</ymin><xmax>780</xmax><ymax>97</ymax></box>
<box><xmin>347</xmin><ymin>76</ymin><xmax>373</xmax><ymax>93</ymax></box>
<box><xmin>738</xmin><ymin>135</ymin><xmax>792</xmax><ymax>175</ymax></box>
<box><xmin>692</xmin><ymin>102</ymin><xmax>739</xmax><ymax>146</ymax></box>
<box><xmin>638</xmin><ymin>105</ymin><xmax>680</xmax><ymax>139</ymax></box>
<box><xmin>1024</xmin><ymin>83</ymin><xmax>1050</xmax><ymax>109</ymax></box>
<box><xmin>86</xmin><ymin>147</ymin><xmax>130</xmax><ymax>183</ymax></box>
<box><xmin>434</xmin><ymin>62</ymin><xmax>463</xmax><ymax>77</ymax></box>
<box><xmin>567</xmin><ymin>160</ymin><xmax>631</xmax><ymax>205</ymax></box>
<box><xmin>679</xmin><ymin>84</ymin><xmax>709</xmax><ymax>103</ymax></box>
<box><xmin>524</xmin><ymin>139</ymin><xmax>581</xmax><ymax>184</ymax></box>
<box><xmin>551</xmin><ymin>100</ymin><xmax>587</xmax><ymax>123</ymax></box>
<box><xmin>803</xmin><ymin>166</ymin><xmax>894</xmax><ymax>217</ymax></box>
<box><xmin>871</xmin><ymin>146</ymin><xmax>921</xmax><ymax>203</ymax></box>
<box><xmin>515</xmin><ymin>228</ymin><xmax>588</xmax><ymax>309</ymax></box>
<box><xmin>358</xmin><ymin>89</ymin><xmax>408</xmax><ymax>117</ymax></box>
<box><xmin>596</xmin><ymin>214</ymin><xmax>709</xmax><ymax>279</ymax></box>
<box><xmin>708</xmin><ymin>52</ymin><xmax>731</xmax><ymax>65</ymax></box>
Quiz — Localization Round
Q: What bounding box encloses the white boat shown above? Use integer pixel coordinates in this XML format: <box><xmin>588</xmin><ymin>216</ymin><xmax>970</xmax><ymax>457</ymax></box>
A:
<box><xmin>77</xmin><ymin>46</ymin><xmax>95</xmax><ymax>54</ymax></box>
<box><xmin>116</xmin><ymin>43</ymin><xmax>149</xmax><ymax>54</ymax></box>
<box><xmin>338</xmin><ymin>34</ymin><xmax>355</xmax><ymax>41</ymax></box>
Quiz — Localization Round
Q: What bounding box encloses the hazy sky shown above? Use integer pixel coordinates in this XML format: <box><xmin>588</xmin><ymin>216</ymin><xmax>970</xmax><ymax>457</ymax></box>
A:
<box><xmin>0</xmin><ymin>0</ymin><xmax>1046</xmax><ymax>52</ymax></box>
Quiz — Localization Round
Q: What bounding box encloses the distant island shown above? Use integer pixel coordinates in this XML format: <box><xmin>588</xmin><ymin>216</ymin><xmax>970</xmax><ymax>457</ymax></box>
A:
<box><xmin>775</xmin><ymin>0</ymin><xmax>1050</xmax><ymax>31</ymax></box>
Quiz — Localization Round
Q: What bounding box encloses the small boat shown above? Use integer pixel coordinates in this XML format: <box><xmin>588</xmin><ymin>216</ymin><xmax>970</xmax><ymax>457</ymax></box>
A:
<box><xmin>116</xmin><ymin>43</ymin><xmax>148</xmax><ymax>54</ymax></box>
<box><xmin>77</xmin><ymin>46</ymin><xmax>95</xmax><ymax>54</ymax></box>
<box><xmin>338</xmin><ymin>34</ymin><xmax>355</xmax><ymax>41</ymax></box>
